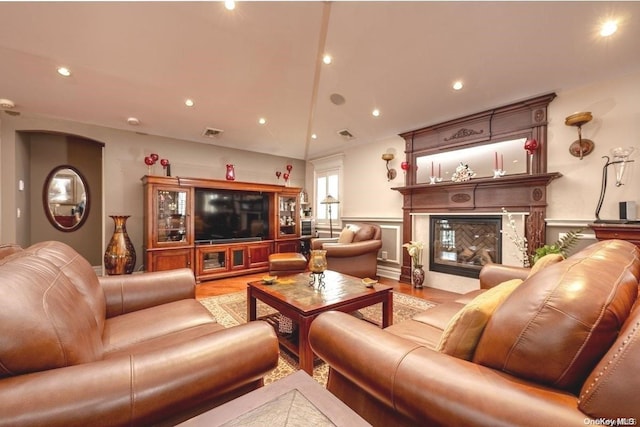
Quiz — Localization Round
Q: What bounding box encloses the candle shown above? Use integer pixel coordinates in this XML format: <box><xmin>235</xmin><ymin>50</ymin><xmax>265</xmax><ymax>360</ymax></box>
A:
<box><xmin>494</xmin><ymin>152</ymin><xmax>498</xmax><ymax>170</ymax></box>
<box><xmin>431</xmin><ymin>161</ymin><xmax>434</xmax><ymax>176</ymax></box>
<box><xmin>500</xmin><ymin>154</ymin><xmax>504</xmax><ymax>171</ymax></box>
<box><xmin>438</xmin><ymin>163</ymin><xmax>441</xmax><ymax>178</ymax></box>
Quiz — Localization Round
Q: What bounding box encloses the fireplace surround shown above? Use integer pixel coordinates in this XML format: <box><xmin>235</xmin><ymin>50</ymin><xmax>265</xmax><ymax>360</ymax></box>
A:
<box><xmin>394</xmin><ymin>93</ymin><xmax>560</xmax><ymax>284</ymax></box>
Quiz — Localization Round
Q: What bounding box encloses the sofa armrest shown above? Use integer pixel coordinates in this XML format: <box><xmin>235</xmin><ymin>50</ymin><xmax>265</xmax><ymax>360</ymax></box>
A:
<box><xmin>478</xmin><ymin>263</ymin><xmax>530</xmax><ymax>289</ymax></box>
<box><xmin>309</xmin><ymin>311</ymin><xmax>588</xmax><ymax>427</ymax></box>
<box><xmin>0</xmin><ymin>321</ymin><xmax>279</xmax><ymax>427</ymax></box>
<box><xmin>311</xmin><ymin>237</ymin><xmax>338</xmax><ymax>249</ymax></box>
<box><xmin>100</xmin><ymin>268</ymin><xmax>196</xmax><ymax>317</ymax></box>
<box><xmin>321</xmin><ymin>240</ymin><xmax>382</xmax><ymax>258</ymax></box>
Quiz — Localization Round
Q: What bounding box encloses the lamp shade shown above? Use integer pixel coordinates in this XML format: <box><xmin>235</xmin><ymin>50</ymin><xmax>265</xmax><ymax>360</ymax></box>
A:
<box><xmin>320</xmin><ymin>195</ymin><xmax>340</xmax><ymax>205</ymax></box>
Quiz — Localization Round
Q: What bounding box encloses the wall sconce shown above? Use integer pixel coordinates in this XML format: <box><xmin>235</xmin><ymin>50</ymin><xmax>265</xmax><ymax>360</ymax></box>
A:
<box><xmin>565</xmin><ymin>112</ymin><xmax>595</xmax><ymax>160</ymax></box>
<box><xmin>594</xmin><ymin>147</ymin><xmax>635</xmax><ymax>223</ymax></box>
<box><xmin>381</xmin><ymin>153</ymin><xmax>397</xmax><ymax>181</ymax></box>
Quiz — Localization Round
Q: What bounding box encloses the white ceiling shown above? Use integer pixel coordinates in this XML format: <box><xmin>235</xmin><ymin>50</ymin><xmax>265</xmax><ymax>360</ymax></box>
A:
<box><xmin>1</xmin><ymin>1</ymin><xmax>639</xmax><ymax>160</ymax></box>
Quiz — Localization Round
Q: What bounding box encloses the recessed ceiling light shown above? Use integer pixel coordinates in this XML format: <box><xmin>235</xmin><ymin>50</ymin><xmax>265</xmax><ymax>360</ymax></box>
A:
<box><xmin>311</xmin><ymin>134</ymin><xmax>318</xmax><ymax>139</ymax></box>
<box><xmin>57</xmin><ymin>67</ymin><xmax>71</xmax><ymax>77</ymax></box>
<box><xmin>224</xmin><ymin>1</ymin><xmax>235</xmax><ymax>11</ymax></box>
<box><xmin>372</xmin><ymin>109</ymin><xmax>381</xmax><ymax>117</ymax></box>
<box><xmin>452</xmin><ymin>81</ymin><xmax>463</xmax><ymax>91</ymax></box>
<box><xmin>600</xmin><ymin>20</ymin><xmax>618</xmax><ymax>37</ymax></box>
<box><xmin>0</xmin><ymin>98</ymin><xmax>16</xmax><ymax>109</ymax></box>
<box><xmin>322</xmin><ymin>54</ymin><xmax>332</xmax><ymax>65</ymax></box>
<box><xmin>258</xmin><ymin>117</ymin><xmax>267</xmax><ymax>125</ymax></box>
<box><xmin>127</xmin><ymin>117</ymin><xmax>140</xmax><ymax>126</ymax></box>
<box><xmin>185</xmin><ymin>99</ymin><xmax>194</xmax><ymax>107</ymax></box>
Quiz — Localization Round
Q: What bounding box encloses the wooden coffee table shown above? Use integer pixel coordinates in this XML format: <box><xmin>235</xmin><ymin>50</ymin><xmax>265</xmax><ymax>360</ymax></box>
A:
<box><xmin>247</xmin><ymin>270</ymin><xmax>393</xmax><ymax>375</ymax></box>
<box><xmin>178</xmin><ymin>370</ymin><xmax>371</xmax><ymax>426</ymax></box>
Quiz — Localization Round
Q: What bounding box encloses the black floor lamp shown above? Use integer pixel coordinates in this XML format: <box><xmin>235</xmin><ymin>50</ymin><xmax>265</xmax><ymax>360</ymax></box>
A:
<box><xmin>321</xmin><ymin>195</ymin><xmax>340</xmax><ymax>237</ymax></box>
<box><xmin>595</xmin><ymin>148</ymin><xmax>635</xmax><ymax>223</ymax></box>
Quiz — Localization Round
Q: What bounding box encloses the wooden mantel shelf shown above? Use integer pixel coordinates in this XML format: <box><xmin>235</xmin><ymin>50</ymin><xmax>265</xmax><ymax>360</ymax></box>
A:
<box><xmin>392</xmin><ymin>172</ymin><xmax>562</xmax><ymax>213</ymax></box>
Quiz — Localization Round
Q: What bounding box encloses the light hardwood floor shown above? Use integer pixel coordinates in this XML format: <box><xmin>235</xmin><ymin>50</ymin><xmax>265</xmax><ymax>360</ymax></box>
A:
<box><xmin>195</xmin><ymin>271</ymin><xmax>459</xmax><ymax>305</ymax></box>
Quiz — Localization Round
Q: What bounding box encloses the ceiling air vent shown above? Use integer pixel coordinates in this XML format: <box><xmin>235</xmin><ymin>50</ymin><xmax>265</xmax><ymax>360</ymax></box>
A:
<box><xmin>337</xmin><ymin>129</ymin><xmax>355</xmax><ymax>140</ymax></box>
<box><xmin>202</xmin><ymin>127</ymin><xmax>224</xmax><ymax>138</ymax></box>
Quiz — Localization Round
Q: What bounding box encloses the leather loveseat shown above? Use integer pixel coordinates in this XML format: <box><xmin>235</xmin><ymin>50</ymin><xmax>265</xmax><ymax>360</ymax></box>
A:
<box><xmin>309</xmin><ymin>239</ymin><xmax>640</xmax><ymax>426</ymax></box>
<box><xmin>310</xmin><ymin>223</ymin><xmax>382</xmax><ymax>278</ymax></box>
<box><xmin>0</xmin><ymin>241</ymin><xmax>279</xmax><ymax>426</ymax></box>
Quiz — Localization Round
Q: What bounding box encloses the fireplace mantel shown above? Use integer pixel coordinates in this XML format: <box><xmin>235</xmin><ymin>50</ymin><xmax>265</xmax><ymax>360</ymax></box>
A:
<box><xmin>392</xmin><ymin>172</ymin><xmax>561</xmax><ymax>213</ymax></box>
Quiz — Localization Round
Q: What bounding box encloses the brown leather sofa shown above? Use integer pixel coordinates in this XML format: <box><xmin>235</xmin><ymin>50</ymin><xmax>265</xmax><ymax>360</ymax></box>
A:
<box><xmin>309</xmin><ymin>239</ymin><xmax>640</xmax><ymax>426</ymax></box>
<box><xmin>0</xmin><ymin>241</ymin><xmax>279</xmax><ymax>427</ymax></box>
<box><xmin>311</xmin><ymin>223</ymin><xmax>382</xmax><ymax>278</ymax></box>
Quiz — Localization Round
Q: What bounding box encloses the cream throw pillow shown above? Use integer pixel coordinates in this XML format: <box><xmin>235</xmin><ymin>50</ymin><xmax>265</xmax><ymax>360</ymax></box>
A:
<box><xmin>338</xmin><ymin>227</ymin><xmax>355</xmax><ymax>243</ymax></box>
<box><xmin>436</xmin><ymin>278</ymin><xmax>523</xmax><ymax>360</ymax></box>
<box><xmin>527</xmin><ymin>253</ymin><xmax>564</xmax><ymax>278</ymax></box>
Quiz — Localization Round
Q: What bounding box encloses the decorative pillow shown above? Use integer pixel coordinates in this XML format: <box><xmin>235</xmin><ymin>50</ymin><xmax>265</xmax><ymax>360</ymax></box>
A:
<box><xmin>338</xmin><ymin>227</ymin><xmax>355</xmax><ymax>243</ymax></box>
<box><xmin>353</xmin><ymin>225</ymin><xmax>375</xmax><ymax>242</ymax></box>
<box><xmin>527</xmin><ymin>253</ymin><xmax>564</xmax><ymax>278</ymax></box>
<box><xmin>436</xmin><ymin>278</ymin><xmax>523</xmax><ymax>360</ymax></box>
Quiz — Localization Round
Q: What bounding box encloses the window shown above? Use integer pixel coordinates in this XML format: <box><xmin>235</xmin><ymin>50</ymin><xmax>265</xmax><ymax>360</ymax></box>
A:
<box><xmin>311</xmin><ymin>155</ymin><xmax>343</xmax><ymax>229</ymax></box>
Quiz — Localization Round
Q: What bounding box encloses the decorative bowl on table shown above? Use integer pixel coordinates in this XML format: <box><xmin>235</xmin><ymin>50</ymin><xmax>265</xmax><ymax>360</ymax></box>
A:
<box><xmin>362</xmin><ymin>278</ymin><xmax>377</xmax><ymax>288</ymax></box>
<box><xmin>262</xmin><ymin>275</ymin><xmax>278</xmax><ymax>284</ymax></box>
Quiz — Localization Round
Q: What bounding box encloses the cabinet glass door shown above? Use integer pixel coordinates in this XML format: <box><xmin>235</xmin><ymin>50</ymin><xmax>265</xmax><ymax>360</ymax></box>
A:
<box><xmin>156</xmin><ymin>189</ymin><xmax>188</xmax><ymax>245</ymax></box>
<box><xmin>279</xmin><ymin>195</ymin><xmax>298</xmax><ymax>236</ymax></box>
<box><xmin>200</xmin><ymin>248</ymin><xmax>227</xmax><ymax>273</ymax></box>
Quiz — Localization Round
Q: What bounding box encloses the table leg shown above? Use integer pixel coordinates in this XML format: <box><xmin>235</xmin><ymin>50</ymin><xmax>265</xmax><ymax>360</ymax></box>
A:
<box><xmin>298</xmin><ymin>316</ymin><xmax>314</xmax><ymax>375</ymax></box>
<box><xmin>382</xmin><ymin>291</ymin><xmax>393</xmax><ymax>327</ymax></box>
<box><xmin>247</xmin><ymin>287</ymin><xmax>257</xmax><ymax>322</ymax></box>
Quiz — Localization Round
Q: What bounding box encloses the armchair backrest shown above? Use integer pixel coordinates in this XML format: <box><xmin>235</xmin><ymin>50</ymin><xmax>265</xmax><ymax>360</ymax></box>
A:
<box><xmin>25</xmin><ymin>241</ymin><xmax>106</xmax><ymax>333</ymax></box>
<box><xmin>0</xmin><ymin>246</ymin><xmax>104</xmax><ymax>378</ymax></box>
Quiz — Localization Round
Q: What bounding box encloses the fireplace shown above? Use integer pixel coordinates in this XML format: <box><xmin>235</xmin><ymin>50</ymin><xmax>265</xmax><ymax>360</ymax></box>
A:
<box><xmin>430</xmin><ymin>216</ymin><xmax>502</xmax><ymax>278</ymax></box>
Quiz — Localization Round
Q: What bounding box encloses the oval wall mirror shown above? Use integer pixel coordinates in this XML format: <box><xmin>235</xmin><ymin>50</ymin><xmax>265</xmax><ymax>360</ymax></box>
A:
<box><xmin>43</xmin><ymin>165</ymin><xmax>90</xmax><ymax>232</ymax></box>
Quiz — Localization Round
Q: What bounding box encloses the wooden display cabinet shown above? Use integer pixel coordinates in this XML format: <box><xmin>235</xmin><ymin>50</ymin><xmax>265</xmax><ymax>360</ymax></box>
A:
<box><xmin>142</xmin><ymin>175</ymin><xmax>300</xmax><ymax>282</ymax></box>
<box><xmin>276</xmin><ymin>190</ymin><xmax>301</xmax><ymax>253</ymax></box>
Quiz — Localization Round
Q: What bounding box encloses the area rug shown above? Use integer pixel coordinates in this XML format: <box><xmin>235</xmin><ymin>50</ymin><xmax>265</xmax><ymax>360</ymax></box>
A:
<box><xmin>199</xmin><ymin>291</ymin><xmax>436</xmax><ymax>386</ymax></box>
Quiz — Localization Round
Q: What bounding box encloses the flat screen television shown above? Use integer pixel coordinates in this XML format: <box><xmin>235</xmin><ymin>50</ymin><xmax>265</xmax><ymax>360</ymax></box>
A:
<box><xmin>194</xmin><ymin>188</ymin><xmax>270</xmax><ymax>243</ymax></box>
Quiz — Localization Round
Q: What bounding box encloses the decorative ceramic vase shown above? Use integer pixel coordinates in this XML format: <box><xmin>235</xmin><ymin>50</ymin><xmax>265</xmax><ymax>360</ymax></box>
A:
<box><xmin>104</xmin><ymin>215</ymin><xmax>136</xmax><ymax>275</ymax></box>
<box><xmin>412</xmin><ymin>264</ymin><xmax>425</xmax><ymax>288</ymax></box>
<box><xmin>308</xmin><ymin>250</ymin><xmax>328</xmax><ymax>273</ymax></box>
<box><xmin>225</xmin><ymin>164</ymin><xmax>236</xmax><ymax>181</ymax></box>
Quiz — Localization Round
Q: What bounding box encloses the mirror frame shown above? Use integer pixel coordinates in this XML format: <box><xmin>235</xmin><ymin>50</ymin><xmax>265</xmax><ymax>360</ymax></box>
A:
<box><xmin>43</xmin><ymin>164</ymin><xmax>90</xmax><ymax>232</ymax></box>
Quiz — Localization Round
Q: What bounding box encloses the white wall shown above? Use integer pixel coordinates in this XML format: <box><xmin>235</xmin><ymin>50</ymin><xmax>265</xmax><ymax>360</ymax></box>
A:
<box><xmin>547</xmin><ymin>70</ymin><xmax>640</xmax><ymax>221</ymax></box>
<box><xmin>0</xmin><ymin>113</ymin><xmax>306</xmax><ymax>270</ymax></box>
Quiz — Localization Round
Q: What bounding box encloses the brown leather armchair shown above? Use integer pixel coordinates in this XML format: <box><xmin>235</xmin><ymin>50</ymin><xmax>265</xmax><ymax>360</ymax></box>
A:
<box><xmin>311</xmin><ymin>223</ymin><xmax>382</xmax><ymax>278</ymax></box>
<box><xmin>0</xmin><ymin>241</ymin><xmax>279</xmax><ymax>426</ymax></box>
<box><xmin>310</xmin><ymin>240</ymin><xmax>640</xmax><ymax>426</ymax></box>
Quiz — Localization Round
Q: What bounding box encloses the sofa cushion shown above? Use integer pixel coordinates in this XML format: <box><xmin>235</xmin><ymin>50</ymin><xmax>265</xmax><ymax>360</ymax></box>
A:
<box><xmin>0</xmin><ymin>252</ymin><xmax>103</xmax><ymax>378</ymax></box>
<box><xmin>473</xmin><ymin>240</ymin><xmax>639</xmax><ymax>392</ymax></box>
<box><xmin>437</xmin><ymin>279</ymin><xmax>523</xmax><ymax>360</ymax></box>
<box><xmin>338</xmin><ymin>227</ymin><xmax>355</xmax><ymax>243</ymax></box>
<box><xmin>527</xmin><ymin>253</ymin><xmax>564</xmax><ymax>278</ymax></box>
<box><xmin>102</xmin><ymin>299</ymin><xmax>218</xmax><ymax>354</ymax></box>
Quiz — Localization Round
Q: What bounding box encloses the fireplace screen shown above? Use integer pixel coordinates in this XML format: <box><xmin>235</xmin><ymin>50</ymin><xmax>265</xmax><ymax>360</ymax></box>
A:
<box><xmin>430</xmin><ymin>216</ymin><xmax>502</xmax><ymax>278</ymax></box>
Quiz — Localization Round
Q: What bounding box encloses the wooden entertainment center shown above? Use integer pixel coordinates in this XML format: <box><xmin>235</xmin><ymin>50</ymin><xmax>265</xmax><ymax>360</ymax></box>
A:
<box><xmin>142</xmin><ymin>175</ymin><xmax>302</xmax><ymax>282</ymax></box>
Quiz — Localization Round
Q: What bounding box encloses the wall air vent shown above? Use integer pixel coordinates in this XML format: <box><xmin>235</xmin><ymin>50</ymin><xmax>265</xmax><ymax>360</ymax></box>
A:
<box><xmin>337</xmin><ymin>129</ymin><xmax>355</xmax><ymax>140</ymax></box>
<box><xmin>202</xmin><ymin>127</ymin><xmax>224</xmax><ymax>138</ymax></box>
